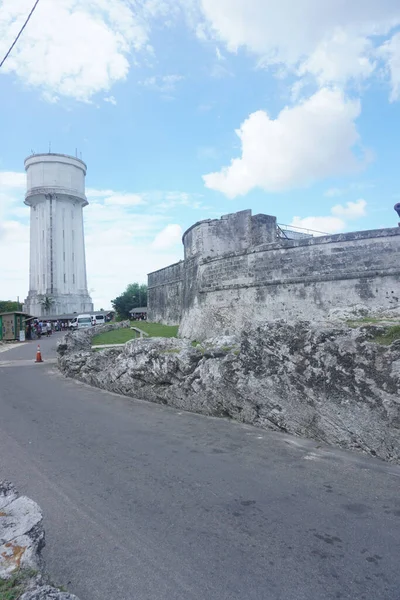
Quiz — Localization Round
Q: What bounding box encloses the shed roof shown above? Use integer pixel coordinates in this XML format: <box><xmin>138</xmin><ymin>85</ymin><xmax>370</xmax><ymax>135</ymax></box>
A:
<box><xmin>129</xmin><ymin>307</ymin><xmax>148</xmax><ymax>313</ymax></box>
<box><xmin>0</xmin><ymin>311</ymin><xmax>33</xmax><ymax>317</ymax></box>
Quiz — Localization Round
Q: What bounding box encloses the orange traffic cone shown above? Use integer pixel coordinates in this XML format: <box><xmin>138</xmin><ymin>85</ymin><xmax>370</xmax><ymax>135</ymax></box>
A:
<box><xmin>35</xmin><ymin>344</ymin><xmax>43</xmax><ymax>363</ymax></box>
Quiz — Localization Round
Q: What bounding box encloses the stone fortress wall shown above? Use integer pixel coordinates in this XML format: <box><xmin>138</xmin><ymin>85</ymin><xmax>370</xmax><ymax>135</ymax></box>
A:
<box><xmin>148</xmin><ymin>209</ymin><xmax>400</xmax><ymax>340</ymax></box>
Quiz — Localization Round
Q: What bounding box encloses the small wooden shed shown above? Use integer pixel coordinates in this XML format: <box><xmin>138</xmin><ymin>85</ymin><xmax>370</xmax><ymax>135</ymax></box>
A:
<box><xmin>0</xmin><ymin>312</ymin><xmax>31</xmax><ymax>341</ymax></box>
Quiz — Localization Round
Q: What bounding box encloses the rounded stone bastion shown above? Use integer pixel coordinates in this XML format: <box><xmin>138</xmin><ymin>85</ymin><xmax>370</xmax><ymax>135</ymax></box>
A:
<box><xmin>182</xmin><ymin>209</ymin><xmax>277</xmax><ymax>261</ymax></box>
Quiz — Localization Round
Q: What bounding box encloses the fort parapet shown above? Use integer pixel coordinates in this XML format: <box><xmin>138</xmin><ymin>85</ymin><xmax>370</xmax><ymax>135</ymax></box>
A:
<box><xmin>148</xmin><ymin>209</ymin><xmax>400</xmax><ymax>339</ymax></box>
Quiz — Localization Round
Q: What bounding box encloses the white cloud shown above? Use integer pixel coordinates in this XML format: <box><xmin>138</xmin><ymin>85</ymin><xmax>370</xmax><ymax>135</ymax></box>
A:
<box><xmin>378</xmin><ymin>32</ymin><xmax>400</xmax><ymax>101</ymax></box>
<box><xmin>193</xmin><ymin>0</ymin><xmax>400</xmax><ymax>92</ymax></box>
<box><xmin>331</xmin><ymin>199</ymin><xmax>367</xmax><ymax>219</ymax></box>
<box><xmin>0</xmin><ymin>0</ymin><xmax>150</xmax><ymax>102</ymax></box>
<box><xmin>1</xmin><ymin>0</ymin><xmax>400</xmax><ymax>102</ymax></box>
<box><xmin>291</xmin><ymin>199</ymin><xmax>368</xmax><ymax>234</ymax></box>
<box><xmin>0</xmin><ymin>172</ymin><xmax>26</xmax><ymax>188</ymax></box>
<box><xmin>86</xmin><ymin>188</ymin><xmax>116</xmax><ymax>198</ymax></box>
<box><xmin>151</xmin><ymin>224</ymin><xmax>183</xmax><ymax>250</ymax></box>
<box><xmin>140</xmin><ymin>74</ymin><xmax>184</xmax><ymax>93</ymax></box>
<box><xmin>203</xmin><ymin>88</ymin><xmax>364</xmax><ymax>197</ymax></box>
<box><xmin>84</xmin><ymin>204</ymin><xmax>183</xmax><ymax>308</ymax></box>
<box><xmin>0</xmin><ymin>175</ymin><xmax>30</xmax><ymax>301</ymax></box>
<box><xmin>104</xmin><ymin>96</ymin><xmax>117</xmax><ymax>105</ymax></box>
<box><xmin>216</xmin><ymin>47</ymin><xmax>224</xmax><ymax>61</ymax></box>
<box><xmin>297</xmin><ymin>31</ymin><xmax>376</xmax><ymax>87</ymax></box>
<box><xmin>290</xmin><ymin>215</ymin><xmax>345</xmax><ymax>234</ymax></box>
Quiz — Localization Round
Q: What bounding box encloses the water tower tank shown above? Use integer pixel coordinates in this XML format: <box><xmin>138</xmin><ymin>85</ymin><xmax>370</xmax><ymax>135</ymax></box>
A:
<box><xmin>23</xmin><ymin>153</ymin><xmax>93</xmax><ymax>317</ymax></box>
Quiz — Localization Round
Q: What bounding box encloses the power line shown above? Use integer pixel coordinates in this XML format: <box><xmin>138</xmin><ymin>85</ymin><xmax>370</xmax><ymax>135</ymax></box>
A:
<box><xmin>0</xmin><ymin>0</ymin><xmax>41</xmax><ymax>69</ymax></box>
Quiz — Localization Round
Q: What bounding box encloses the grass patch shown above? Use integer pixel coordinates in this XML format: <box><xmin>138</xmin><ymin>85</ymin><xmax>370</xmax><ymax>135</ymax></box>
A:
<box><xmin>0</xmin><ymin>570</ymin><xmax>36</xmax><ymax>600</ymax></box>
<box><xmin>92</xmin><ymin>322</ymin><xmax>179</xmax><ymax>346</ymax></box>
<box><xmin>161</xmin><ymin>349</ymin><xmax>181</xmax><ymax>354</ymax></box>
<box><xmin>370</xmin><ymin>325</ymin><xmax>400</xmax><ymax>346</ymax></box>
<box><xmin>346</xmin><ymin>317</ymin><xmax>400</xmax><ymax>328</ymax></box>
<box><xmin>347</xmin><ymin>316</ymin><xmax>381</xmax><ymax>325</ymax></box>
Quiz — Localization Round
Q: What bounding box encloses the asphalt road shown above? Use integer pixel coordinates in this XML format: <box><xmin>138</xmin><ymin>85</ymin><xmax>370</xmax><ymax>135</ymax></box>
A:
<box><xmin>1</xmin><ymin>335</ymin><xmax>400</xmax><ymax>600</ymax></box>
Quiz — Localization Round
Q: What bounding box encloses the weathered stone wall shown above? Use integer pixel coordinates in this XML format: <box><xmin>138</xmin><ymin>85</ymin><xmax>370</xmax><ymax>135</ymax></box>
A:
<box><xmin>180</xmin><ymin>227</ymin><xmax>400</xmax><ymax>339</ymax></box>
<box><xmin>148</xmin><ymin>210</ymin><xmax>400</xmax><ymax>339</ymax></box>
<box><xmin>57</xmin><ymin>322</ymin><xmax>400</xmax><ymax>464</ymax></box>
<box><xmin>147</xmin><ymin>261</ymin><xmax>183</xmax><ymax>324</ymax></box>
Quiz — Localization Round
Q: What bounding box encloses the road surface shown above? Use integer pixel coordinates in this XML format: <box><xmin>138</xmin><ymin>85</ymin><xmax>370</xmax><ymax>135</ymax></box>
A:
<box><xmin>0</xmin><ymin>335</ymin><xmax>400</xmax><ymax>600</ymax></box>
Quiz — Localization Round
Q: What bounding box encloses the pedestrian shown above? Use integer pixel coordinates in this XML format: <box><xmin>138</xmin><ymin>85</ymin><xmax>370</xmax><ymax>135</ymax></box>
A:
<box><xmin>46</xmin><ymin>321</ymin><xmax>52</xmax><ymax>337</ymax></box>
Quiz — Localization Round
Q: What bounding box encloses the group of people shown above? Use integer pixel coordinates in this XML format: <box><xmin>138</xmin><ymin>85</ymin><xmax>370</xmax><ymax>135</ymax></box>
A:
<box><xmin>130</xmin><ymin>313</ymin><xmax>147</xmax><ymax>321</ymax></box>
<box><xmin>26</xmin><ymin>320</ymin><xmax>53</xmax><ymax>339</ymax></box>
<box><xmin>26</xmin><ymin>319</ymin><xmax>76</xmax><ymax>339</ymax></box>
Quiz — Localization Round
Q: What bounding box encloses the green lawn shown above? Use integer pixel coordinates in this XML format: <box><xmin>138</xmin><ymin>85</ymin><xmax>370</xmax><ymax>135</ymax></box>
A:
<box><xmin>92</xmin><ymin>322</ymin><xmax>179</xmax><ymax>346</ymax></box>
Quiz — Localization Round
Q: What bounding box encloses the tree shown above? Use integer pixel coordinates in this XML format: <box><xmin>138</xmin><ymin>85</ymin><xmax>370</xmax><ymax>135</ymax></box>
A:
<box><xmin>39</xmin><ymin>295</ymin><xmax>54</xmax><ymax>315</ymax></box>
<box><xmin>111</xmin><ymin>283</ymin><xmax>147</xmax><ymax>320</ymax></box>
<box><xmin>0</xmin><ymin>300</ymin><xmax>23</xmax><ymax>313</ymax></box>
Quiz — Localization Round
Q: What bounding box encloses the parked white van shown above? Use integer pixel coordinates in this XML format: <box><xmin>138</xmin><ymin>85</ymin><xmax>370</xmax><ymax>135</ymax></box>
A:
<box><xmin>74</xmin><ymin>314</ymin><xmax>93</xmax><ymax>329</ymax></box>
<box><xmin>92</xmin><ymin>315</ymin><xmax>106</xmax><ymax>326</ymax></box>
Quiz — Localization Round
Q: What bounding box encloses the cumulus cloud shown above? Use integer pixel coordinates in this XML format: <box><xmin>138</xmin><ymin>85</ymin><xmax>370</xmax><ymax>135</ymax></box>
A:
<box><xmin>2</xmin><ymin>0</ymin><xmax>400</xmax><ymax>102</ymax></box>
<box><xmin>151</xmin><ymin>224</ymin><xmax>183</xmax><ymax>250</ymax></box>
<box><xmin>0</xmin><ymin>0</ymin><xmax>150</xmax><ymax>102</ymax></box>
<box><xmin>291</xmin><ymin>199</ymin><xmax>368</xmax><ymax>234</ymax></box>
<box><xmin>297</xmin><ymin>32</ymin><xmax>376</xmax><ymax>87</ymax></box>
<box><xmin>194</xmin><ymin>0</ymin><xmax>400</xmax><ymax>95</ymax></box>
<box><xmin>290</xmin><ymin>215</ymin><xmax>345</xmax><ymax>234</ymax></box>
<box><xmin>203</xmin><ymin>88</ymin><xmax>364</xmax><ymax>197</ymax></box>
<box><xmin>0</xmin><ymin>172</ymin><xmax>26</xmax><ymax>188</ymax></box>
<box><xmin>331</xmin><ymin>199</ymin><xmax>367</xmax><ymax>219</ymax></box>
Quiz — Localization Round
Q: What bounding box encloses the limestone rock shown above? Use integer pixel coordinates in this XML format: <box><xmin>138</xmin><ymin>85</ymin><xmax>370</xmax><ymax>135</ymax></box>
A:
<box><xmin>0</xmin><ymin>481</ymin><xmax>17</xmax><ymax>510</ymax></box>
<box><xmin>20</xmin><ymin>586</ymin><xmax>79</xmax><ymax>600</ymax></box>
<box><xmin>0</xmin><ymin>482</ymin><xmax>44</xmax><ymax>579</ymax></box>
<box><xmin>58</xmin><ymin>321</ymin><xmax>400</xmax><ymax>463</ymax></box>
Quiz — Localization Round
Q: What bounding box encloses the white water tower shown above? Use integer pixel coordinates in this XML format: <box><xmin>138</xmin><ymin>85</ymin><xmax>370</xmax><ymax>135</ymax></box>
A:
<box><xmin>23</xmin><ymin>153</ymin><xmax>93</xmax><ymax>317</ymax></box>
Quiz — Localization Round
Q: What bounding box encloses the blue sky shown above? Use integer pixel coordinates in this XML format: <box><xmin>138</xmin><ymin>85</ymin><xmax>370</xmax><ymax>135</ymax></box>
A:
<box><xmin>1</xmin><ymin>0</ymin><xmax>400</xmax><ymax>309</ymax></box>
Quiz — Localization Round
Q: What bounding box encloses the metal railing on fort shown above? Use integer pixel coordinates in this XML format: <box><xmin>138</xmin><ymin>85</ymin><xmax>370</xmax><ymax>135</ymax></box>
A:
<box><xmin>277</xmin><ymin>224</ymin><xmax>328</xmax><ymax>240</ymax></box>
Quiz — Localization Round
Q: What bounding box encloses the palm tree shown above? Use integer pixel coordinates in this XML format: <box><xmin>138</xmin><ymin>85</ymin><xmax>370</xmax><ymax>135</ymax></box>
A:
<box><xmin>39</xmin><ymin>295</ymin><xmax>54</xmax><ymax>315</ymax></box>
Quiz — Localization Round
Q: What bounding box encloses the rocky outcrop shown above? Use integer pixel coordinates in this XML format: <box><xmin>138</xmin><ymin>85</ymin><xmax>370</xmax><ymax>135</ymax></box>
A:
<box><xmin>57</xmin><ymin>322</ymin><xmax>400</xmax><ymax>463</ymax></box>
<box><xmin>0</xmin><ymin>481</ymin><xmax>44</xmax><ymax>578</ymax></box>
<box><xmin>20</xmin><ymin>585</ymin><xmax>79</xmax><ymax>599</ymax></box>
<box><xmin>0</xmin><ymin>481</ymin><xmax>79</xmax><ymax>599</ymax></box>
